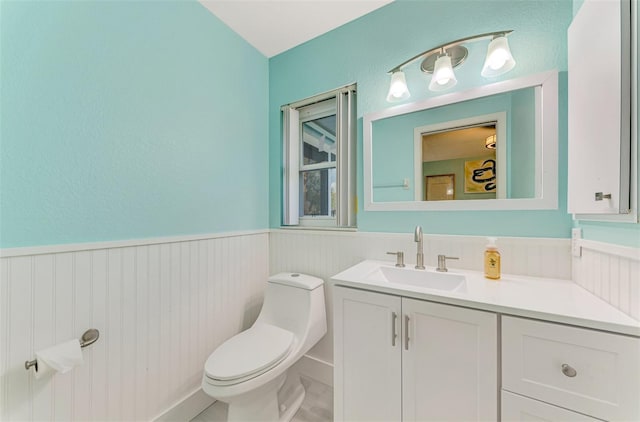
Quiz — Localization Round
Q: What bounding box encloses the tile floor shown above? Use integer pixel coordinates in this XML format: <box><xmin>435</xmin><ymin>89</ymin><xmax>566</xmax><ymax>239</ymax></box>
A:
<box><xmin>191</xmin><ymin>376</ymin><xmax>333</xmax><ymax>422</ymax></box>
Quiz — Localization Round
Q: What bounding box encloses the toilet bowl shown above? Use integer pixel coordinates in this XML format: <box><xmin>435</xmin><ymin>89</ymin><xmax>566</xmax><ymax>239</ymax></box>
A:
<box><xmin>202</xmin><ymin>272</ymin><xmax>326</xmax><ymax>421</ymax></box>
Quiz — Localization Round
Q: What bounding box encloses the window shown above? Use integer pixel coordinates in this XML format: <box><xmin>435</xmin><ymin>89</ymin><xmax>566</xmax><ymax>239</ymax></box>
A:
<box><xmin>282</xmin><ymin>85</ymin><xmax>356</xmax><ymax>228</ymax></box>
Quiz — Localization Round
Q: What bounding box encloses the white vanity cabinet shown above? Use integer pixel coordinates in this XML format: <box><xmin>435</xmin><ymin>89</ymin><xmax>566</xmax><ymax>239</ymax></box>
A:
<box><xmin>567</xmin><ymin>0</ymin><xmax>632</xmax><ymax>216</ymax></box>
<box><xmin>333</xmin><ymin>286</ymin><xmax>498</xmax><ymax>421</ymax></box>
<box><xmin>501</xmin><ymin>316</ymin><xmax>640</xmax><ymax>421</ymax></box>
<box><xmin>331</xmin><ymin>260</ymin><xmax>640</xmax><ymax>421</ymax></box>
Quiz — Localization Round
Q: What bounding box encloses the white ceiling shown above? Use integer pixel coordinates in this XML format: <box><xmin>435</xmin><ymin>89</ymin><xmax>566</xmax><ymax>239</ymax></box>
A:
<box><xmin>423</xmin><ymin>126</ymin><xmax>497</xmax><ymax>162</ymax></box>
<box><xmin>199</xmin><ymin>0</ymin><xmax>394</xmax><ymax>58</ymax></box>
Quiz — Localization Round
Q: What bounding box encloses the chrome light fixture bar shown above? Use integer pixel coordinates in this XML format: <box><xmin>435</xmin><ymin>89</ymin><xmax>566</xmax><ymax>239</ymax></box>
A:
<box><xmin>386</xmin><ymin>30</ymin><xmax>515</xmax><ymax>102</ymax></box>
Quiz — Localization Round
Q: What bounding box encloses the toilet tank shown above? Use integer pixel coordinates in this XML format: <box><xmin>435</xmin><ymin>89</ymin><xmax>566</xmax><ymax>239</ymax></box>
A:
<box><xmin>256</xmin><ymin>273</ymin><xmax>326</xmax><ymax>351</ymax></box>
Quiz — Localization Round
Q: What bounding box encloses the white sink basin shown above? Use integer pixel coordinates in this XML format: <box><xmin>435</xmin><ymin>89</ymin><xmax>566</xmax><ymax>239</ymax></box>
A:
<box><xmin>366</xmin><ymin>265</ymin><xmax>466</xmax><ymax>292</ymax></box>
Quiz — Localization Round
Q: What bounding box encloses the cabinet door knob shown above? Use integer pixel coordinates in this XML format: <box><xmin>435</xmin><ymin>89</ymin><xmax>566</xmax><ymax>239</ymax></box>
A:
<box><xmin>561</xmin><ymin>363</ymin><xmax>577</xmax><ymax>377</ymax></box>
<box><xmin>595</xmin><ymin>192</ymin><xmax>612</xmax><ymax>201</ymax></box>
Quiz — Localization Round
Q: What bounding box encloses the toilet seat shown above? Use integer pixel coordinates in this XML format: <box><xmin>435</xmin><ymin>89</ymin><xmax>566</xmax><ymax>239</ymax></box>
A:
<box><xmin>204</xmin><ymin>323</ymin><xmax>294</xmax><ymax>386</ymax></box>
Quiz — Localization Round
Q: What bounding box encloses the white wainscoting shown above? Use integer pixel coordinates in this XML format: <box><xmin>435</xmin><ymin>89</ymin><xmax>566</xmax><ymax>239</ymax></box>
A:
<box><xmin>269</xmin><ymin>229</ymin><xmax>572</xmax><ymax>372</ymax></box>
<box><xmin>0</xmin><ymin>231</ymin><xmax>269</xmax><ymax>422</ymax></box>
<box><xmin>1</xmin><ymin>228</ymin><xmax>577</xmax><ymax>421</ymax></box>
<box><xmin>573</xmin><ymin>240</ymin><xmax>640</xmax><ymax>320</ymax></box>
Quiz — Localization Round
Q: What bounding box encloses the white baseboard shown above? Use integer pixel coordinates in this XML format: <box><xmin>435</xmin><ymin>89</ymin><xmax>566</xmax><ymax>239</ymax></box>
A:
<box><xmin>153</xmin><ymin>388</ymin><xmax>215</xmax><ymax>422</ymax></box>
<box><xmin>291</xmin><ymin>354</ymin><xmax>334</xmax><ymax>387</ymax></box>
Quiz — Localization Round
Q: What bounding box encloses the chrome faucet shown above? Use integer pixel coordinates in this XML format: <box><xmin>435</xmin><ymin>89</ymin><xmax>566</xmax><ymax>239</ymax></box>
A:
<box><xmin>414</xmin><ymin>226</ymin><xmax>425</xmax><ymax>270</ymax></box>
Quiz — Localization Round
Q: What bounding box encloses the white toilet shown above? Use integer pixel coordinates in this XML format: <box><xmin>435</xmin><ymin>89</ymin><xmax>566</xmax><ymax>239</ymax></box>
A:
<box><xmin>201</xmin><ymin>272</ymin><xmax>326</xmax><ymax>422</ymax></box>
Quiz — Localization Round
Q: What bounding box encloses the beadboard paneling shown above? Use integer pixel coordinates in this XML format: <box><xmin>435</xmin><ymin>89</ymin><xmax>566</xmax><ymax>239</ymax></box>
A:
<box><xmin>573</xmin><ymin>241</ymin><xmax>640</xmax><ymax>320</ymax></box>
<box><xmin>269</xmin><ymin>229</ymin><xmax>572</xmax><ymax>366</ymax></box>
<box><xmin>0</xmin><ymin>232</ymin><xmax>269</xmax><ymax>422</ymax></box>
<box><xmin>2</xmin><ymin>229</ymin><xmax>577</xmax><ymax>420</ymax></box>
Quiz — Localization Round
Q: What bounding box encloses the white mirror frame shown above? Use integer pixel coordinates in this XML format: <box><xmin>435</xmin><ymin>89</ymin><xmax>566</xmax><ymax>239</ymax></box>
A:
<box><xmin>363</xmin><ymin>70</ymin><xmax>558</xmax><ymax>211</ymax></box>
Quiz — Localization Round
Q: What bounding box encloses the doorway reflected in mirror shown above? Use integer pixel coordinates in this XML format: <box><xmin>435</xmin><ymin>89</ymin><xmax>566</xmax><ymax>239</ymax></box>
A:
<box><xmin>422</xmin><ymin>124</ymin><xmax>497</xmax><ymax>201</ymax></box>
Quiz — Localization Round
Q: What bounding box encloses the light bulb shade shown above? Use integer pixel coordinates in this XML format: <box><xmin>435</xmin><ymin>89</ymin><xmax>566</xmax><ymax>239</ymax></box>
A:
<box><xmin>481</xmin><ymin>36</ymin><xmax>516</xmax><ymax>77</ymax></box>
<box><xmin>428</xmin><ymin>55</ymin><xmax>457</xmax><ymax>92</ymax></box>
<box><xmin>386</xmin><ymin>71</ymin><xmax>410</xmax><ymax>102</ymax></box>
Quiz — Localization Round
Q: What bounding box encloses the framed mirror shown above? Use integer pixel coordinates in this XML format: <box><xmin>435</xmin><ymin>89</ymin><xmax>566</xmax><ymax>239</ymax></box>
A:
<box><xmin>363</xmin><ymin>71</ymin><xmax>558</xmax><ymax>211</ymax></box>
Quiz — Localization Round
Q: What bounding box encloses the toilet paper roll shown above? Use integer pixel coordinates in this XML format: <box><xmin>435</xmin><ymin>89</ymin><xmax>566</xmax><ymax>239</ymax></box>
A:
<box><xmin>33</xmin><ymin>339</ymin><xmax>83</xmax><ymax>379</ymax></box>
<box><xmin>33</xmin><ymin>359</ymin><xmax>55</xmax><ymax>380</ymax></box>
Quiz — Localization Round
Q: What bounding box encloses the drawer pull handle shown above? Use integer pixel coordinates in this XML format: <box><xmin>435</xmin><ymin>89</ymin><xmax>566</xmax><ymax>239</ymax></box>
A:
<box><xmin>561</xmin><ymin>364</ymin><xmax>577</xmax><ymax>377</ymax></box>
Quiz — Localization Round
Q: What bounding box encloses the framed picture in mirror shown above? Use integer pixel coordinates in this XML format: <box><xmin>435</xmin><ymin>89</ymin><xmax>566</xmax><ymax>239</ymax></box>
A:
<box><xmin>464</xmin><ymin>158</ymin><xmax>497</xmax><ymax>194</ymax></box>
<box><xmin>425</xmin><ymin>174</ymin><xmax>455</xmax><ymax>201</ymax></box>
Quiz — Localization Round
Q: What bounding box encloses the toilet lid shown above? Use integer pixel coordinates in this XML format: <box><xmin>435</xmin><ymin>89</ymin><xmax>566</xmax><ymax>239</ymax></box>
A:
<box><xmin>204</xmin><ymin>323</ymin><xmax>294</xmax><ymax>381</ymax></box>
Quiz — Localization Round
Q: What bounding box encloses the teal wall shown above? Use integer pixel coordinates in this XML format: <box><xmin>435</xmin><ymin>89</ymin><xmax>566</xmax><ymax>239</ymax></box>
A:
<box><xmin>269</xmin><ymin>0</ymin><xmax>573</xmax><ymax>238</ymax></box>
<box><xmin>3</xmin><ymin>0</ymin><xmax>634</xmax><ymax>248</ymax></box>
<box><xmin>572</xmin><ymin>0</ymin><xmax>640</xmax><ymax>248</ymax></box>
<box><xmin>0</xmin><ymin>1</ymin><xmax>269</xmax><ymax>248</ymax></box>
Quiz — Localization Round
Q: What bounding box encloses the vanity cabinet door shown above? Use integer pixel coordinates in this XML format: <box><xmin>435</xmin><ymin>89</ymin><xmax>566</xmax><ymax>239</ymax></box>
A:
<box><xmin>401</xmin><ymin>298</ymin><xmax>498</xmax><ymax>421</ymax></box>
<box><xmin>333</xmin><ymin>287</ymin><xmax>402</xmax><ymax>422</ymax></box>
<box><xmin>567</xmin><ymin>0</ymin><xmax>632</xmax><ymax>216</ymax></box>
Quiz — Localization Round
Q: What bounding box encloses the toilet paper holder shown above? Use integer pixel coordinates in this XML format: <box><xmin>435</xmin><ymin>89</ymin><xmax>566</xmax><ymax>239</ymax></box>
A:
<box><xmin>24</xmin><ymin>328</ymin><xmax>100</xmax><ymax>371</ymax></box>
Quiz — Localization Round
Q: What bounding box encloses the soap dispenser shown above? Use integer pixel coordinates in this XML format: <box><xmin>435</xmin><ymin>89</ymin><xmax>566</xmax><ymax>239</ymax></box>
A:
<box><xmin>484</xmin><ymin>237</ymin><xmax>501</xmax><ymax>280</ymax></box>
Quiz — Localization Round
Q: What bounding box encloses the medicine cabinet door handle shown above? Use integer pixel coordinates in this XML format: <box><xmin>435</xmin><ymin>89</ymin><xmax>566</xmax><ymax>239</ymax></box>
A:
<box><xmin>391</xmin><ymin>312</ymin><xmax>398</xmax><ymax>347</ymax></box>
<box><xmin>561</xmin><ymin>363</ymin><xmax>577</xmax><ymax>377</ymax></box>
<box><xmin>595</xmin><ymin>192</ymin><xmax>612</xmax><ymax>201</ymax></box>
<box><xmin>404</xmin><ymin>315</ymin><xmax>410</xmax><ymax>350</ymax></box>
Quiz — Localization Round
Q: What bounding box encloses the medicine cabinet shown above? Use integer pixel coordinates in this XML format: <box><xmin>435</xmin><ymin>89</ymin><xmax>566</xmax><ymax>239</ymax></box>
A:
<box><xmin>567</xmin><ymin>0</ymin><xmax>635</xmax><ymax>221</ymax></box>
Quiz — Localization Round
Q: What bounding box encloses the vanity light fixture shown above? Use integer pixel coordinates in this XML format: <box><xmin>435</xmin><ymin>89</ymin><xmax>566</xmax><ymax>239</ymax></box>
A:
<box><xmin>385</xmin><ymin>69</ymin><xmax>411</xmax><ymax>102</ymax></box>
<box><xmin>485</xmin><ymin>134</ymin><xmax>497</xmax><ymax>149</ymax></box>
<box><xmin>481</xmin><ymin>36</ymin><xmax>516</xmax><ymax>77</ymax></box>
<box><xmin>386</xmin><ymin>31</ymin><xmax>516</xmax><ymax>101</ymax></box>
<box><xmin>428</xmin><ymin>52</ymin><xmax>458</xmax><ymax>91</ymax></box>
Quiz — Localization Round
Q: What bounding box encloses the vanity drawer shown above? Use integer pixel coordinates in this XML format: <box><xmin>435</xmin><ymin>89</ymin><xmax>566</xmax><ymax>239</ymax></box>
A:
<box><xmin>502</xmin><ymin>390</ymin><xmax>601</xmax><ymax>421</ymax></box>
<box><xmin>502</xmin><ymin>316</ymin><xmax>640</xmax><ymax>421</ymax></box>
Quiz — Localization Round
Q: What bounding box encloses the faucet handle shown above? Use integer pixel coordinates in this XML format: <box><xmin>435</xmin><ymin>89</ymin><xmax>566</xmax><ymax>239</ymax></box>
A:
<box><xmin>436</xmin><ymin>255</ymin><xmax>459</xmax><ymax>272</ymax></box>
<box><xmin>386</xmin><ymin>251</ymin><xmax>405</xmax><ymax>268</ymax></box>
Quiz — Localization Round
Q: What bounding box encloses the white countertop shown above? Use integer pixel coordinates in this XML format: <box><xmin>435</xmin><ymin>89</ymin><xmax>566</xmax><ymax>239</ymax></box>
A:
<box><xmin>331</xmin><ymin>260</ymin><xmax>640</xmax><ymax>337</ymax></box>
